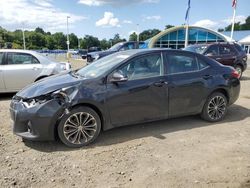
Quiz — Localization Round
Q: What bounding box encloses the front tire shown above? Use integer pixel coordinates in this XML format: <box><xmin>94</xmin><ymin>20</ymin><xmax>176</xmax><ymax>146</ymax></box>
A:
<box><xmin>58</xmin><ymin>107</ymin><xmax>101</xmax><ymax>148</ymax></box>
<box><xmin>201</xmin><ymin>92</ymin><xmax>228</xmax><ymax>122</ymax></box>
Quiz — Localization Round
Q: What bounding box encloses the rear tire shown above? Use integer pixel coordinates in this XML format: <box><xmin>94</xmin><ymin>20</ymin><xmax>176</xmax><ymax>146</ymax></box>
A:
<box><xmin>201</xmin><ymin>92</ymin><xmax>228</xmax><ymax>122</ymax></box>
<box><xmin>58</xmin><ymin>107</ymin><xmax>101</xmax><ymax>148</ymax></box>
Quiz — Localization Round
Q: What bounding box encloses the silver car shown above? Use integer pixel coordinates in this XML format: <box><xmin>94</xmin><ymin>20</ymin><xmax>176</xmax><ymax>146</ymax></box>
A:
<box><xmin>0</xmin><ymin>49</ymin><xmax>71</xmax><ymax>93</ymax></box>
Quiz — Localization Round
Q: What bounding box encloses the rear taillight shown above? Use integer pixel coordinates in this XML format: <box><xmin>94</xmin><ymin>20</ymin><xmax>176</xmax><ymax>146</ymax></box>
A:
<box><xmin>231</xmin><ymin>69</ymin><xmax>240</xmax><ymax>79</ymax></box>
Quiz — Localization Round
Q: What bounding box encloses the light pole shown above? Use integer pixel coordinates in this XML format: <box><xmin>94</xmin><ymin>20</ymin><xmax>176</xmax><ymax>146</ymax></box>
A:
<box><xmin>136</xmin><ymin>24</ymin><xmax>140</xmax><ymax>42</ymax></box>
<box><xmin>22</xmin><ymin>22</ymin><xmax>26</xmax><ymax>50</ymax></box>
<box><xmin>66</xmin><ymin>16</ymin><xmax>70</xmax><ymax>52</ymax></box>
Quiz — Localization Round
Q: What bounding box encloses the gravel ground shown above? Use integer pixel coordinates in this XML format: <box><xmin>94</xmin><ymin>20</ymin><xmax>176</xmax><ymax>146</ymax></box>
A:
<box><xmin>0</xmin><ymin>60</ymin><xmax>250</xmax><ymax>188</ymax></box>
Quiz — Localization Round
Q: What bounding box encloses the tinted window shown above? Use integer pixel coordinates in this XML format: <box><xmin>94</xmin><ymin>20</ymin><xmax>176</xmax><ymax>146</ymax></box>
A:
<box><xmin>197</xmin><ymin>57</ymin><xmax>209</xmax><ymax>70</ymax></box>
<box><xmin>204</xmin><ymin>45</ymin><xmax>219</xmax><ymax>56</ymax></box>
<box><xmin>234</xmin><ymin>43</ymin><xmax>244</xmax><ymax>52</ymax></box>
<box><xmin>7</xmin><ymin>53</ymin><xmax>39</xmax><ymax>65</ymax></box>
<box><xmin>167</xmin><ymin>53</ymin><xmax>198</xmax><ymax>74</ymax></box>
<box><xmin>219</xmin><ymin>46</ymin><xmax>234</xmax><ymax>55</ymax></box>
<box><xmin>118</xmin><ymin>53</ymin><xmax>163</xmax><ymax>80</ymax></box>
<box><xmin>0</xmin><ymin>53</ymin><xmax>3</xmax><ymax>65</ymax></box>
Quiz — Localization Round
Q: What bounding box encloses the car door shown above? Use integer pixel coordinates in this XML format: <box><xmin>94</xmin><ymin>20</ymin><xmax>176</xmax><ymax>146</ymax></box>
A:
<box><xmin>218</xmin><ymin>45</ymin><xmax>237</xmax><ymax>66</ymax></box>
<box><xmin>166</xmin><ymin>51</ymin><xmax>211</xmax><ymax>117</ymax></box>
<box><xmin>3</xmin><ymin>52</ymin><xmax>42</xmax><ymax>91</ymax></box>
<box><xmin>0</xmin><ymin>52</ymin><xmax>6</xmax><ymax>92</ymax></box>
<box><xmin>106</xmin><ymin>52</ymin><xmax>169</xmax><ymax>126</ymax></box>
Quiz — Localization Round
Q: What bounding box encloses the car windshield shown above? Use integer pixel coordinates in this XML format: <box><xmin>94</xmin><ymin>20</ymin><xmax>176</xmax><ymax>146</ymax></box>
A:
<box><xmin>108</xmin><ymin>43</ymin><xmax>123</xmax><ymax>51</ymax></box>
<box><xmin>76</xmin><ymin>53</ymin><xmax>130</xmax><ymax>78</ymax></box>
<box><xmin>184</xmin><ymin>45</ymin><xmax>208</xmax><ymax>54</ymax></box>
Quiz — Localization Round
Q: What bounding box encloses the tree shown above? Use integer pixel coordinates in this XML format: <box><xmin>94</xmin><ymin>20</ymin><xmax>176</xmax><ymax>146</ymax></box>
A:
<box><xmin>82</xmin><ymin>35</ymin><xmax>100</xmax><ymax>49</ymax></box>
<box><xmin>46</xmin><ymin>35</ymin><xmax>55</xmax><ymax>50</ymax></box>
<box><xmin>139</xmin><ymin>29</ymin><xmax>161</xmax><ymax>41</ymax></box>
<box><xmin>112</xmin><ymin>34</ymin><xmax>126</xmax><ymax>45</ymax></box>
<box><xmin>27</xmin><ymin>32</ymin><xmax>46</xmax><ymax>49</ymax></box>
<box><xmin>165</xmin><ymin>25</ymin><xmax>174</xmax><ymax>30</ymax></box>
<box><xmin>35</xmin><ymin>27</ymin><xmax>45</xmax><ymax>34</ymax></box>
<box><xmin>129</xmin><ymin>32</ymin><xmax>137</xmax><ymax>41</ymax></box>
<box><xmin>100</xmin><ymin>39</ymin><xmax>110</xmax><ymax>49</ymax></box>
<box><xmin>53</xmin><ymin>32</ymin><xmax>67</xmax><ymax>49</ymax></box>
<box><xmin>218</xmin><ymin>28</ymin><xmax>224</xmax><ymax>32</ymax></box>
<box><xmin>69</xmin><ymin>33</ymin><xmax>78</xmax><ymax>49</ymax></box>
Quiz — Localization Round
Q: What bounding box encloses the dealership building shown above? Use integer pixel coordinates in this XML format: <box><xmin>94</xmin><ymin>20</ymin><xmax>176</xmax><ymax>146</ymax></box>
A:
<box><xmin>146</xmin><ymin>26</ymin><xmax>250</xmax><ymax>54</ymax></box>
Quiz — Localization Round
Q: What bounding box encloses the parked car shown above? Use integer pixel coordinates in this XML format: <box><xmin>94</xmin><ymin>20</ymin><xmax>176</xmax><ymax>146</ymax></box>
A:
<box><xmin>86</xmin><ymin>41</ymin><xmax>147</xmax><ymax>63</ymax></box>
<box><xmin>183</xmin><ymin>42</ymin><xmax>247</xmax><ymax>78</ymax></box>
<box><xmin>81</xmin><ymin>47</ymin><xmax>101</xmax><ymax>60</ymax></box>
<box><xmin>0</xmin><ymin>49</ymin><xmax>71</xmax><ymax>93</ymax></box>
<box><xmin>10</xmin><ymin>49</ymin><xmax>240</xmax><ymax>147</ymax></box>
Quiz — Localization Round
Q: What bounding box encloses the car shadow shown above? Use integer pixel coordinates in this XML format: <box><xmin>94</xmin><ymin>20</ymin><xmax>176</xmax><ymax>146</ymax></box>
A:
<box><xmin>241</xmin><ymin>75</ymin><xmax>250</xmax><ymax>81</ymax></box>
<box><xmin>0</xmin><ymin>93</ymin><xmax>15</xmax><ymax>101</ymax></box>
<box><xmin>23</xmin><ymin>104</ymin><xmax>250</xmax><ymax>152</ymax></box>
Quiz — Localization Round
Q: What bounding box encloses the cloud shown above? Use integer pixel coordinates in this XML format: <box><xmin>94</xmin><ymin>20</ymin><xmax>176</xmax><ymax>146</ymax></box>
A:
<box><xmin>78</xmin><ymin>0</ymin><xmax>105</xmax><ymax>6</ymax></box>
<box><xmin>222</xmin><ymin>15</ymin><xmax>246</xmax><ymax>24</ymax></box>
<box><xmin>193</xmin><ymin>19</ymin><xmax>219</xmax><ymax>29</ymax></box>
<box><xmin>96</xmin><ymin>12</ymin><xmax>120</xmax><ymax>27</ymax></box>
<box><xmin>0</xmin><ymin>0</ymin><xmax>86</xmax><ymax>32</ymax></box>
<box><xmin>145</xmin><ymin>15</ymin><xmax>161</xmax><ymax>20</ymax></box>
<box><xmin>193</xmin><ymin>15</ymin><xmax>247</xmax><ymax>30</ymax></box>
<box><xmin>78</xmin><ymin>0</ymin><xmax>159</xmax><ymax>6</ymax></box>
<box><xmin>33</xmin><ymin>0</ymin><xmax>53</xmax><ymax>7</ymax></box>
<box><xmin>123</xmin><ymin>20</ymin><xmax>133</xmax><ymax>24</ymax></box>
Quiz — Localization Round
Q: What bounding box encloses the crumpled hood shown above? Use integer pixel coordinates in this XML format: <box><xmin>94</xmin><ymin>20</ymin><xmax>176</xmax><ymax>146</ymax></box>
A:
<box><xmin>16</xmin><ymin>72</ymin><xmax>82</xmax><ymax>99</ymax></box>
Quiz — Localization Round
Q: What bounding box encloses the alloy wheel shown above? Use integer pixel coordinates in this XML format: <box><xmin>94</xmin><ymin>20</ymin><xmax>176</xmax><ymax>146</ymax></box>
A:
<box><xmin>63</xmin><ymin>112</ymin><xmax>97</xmax><ymax>145</ymax></box>
<box><xmin>207</xmin><ymin>96</ymin><xmax>226</xmax><ymax>120</ymax></box>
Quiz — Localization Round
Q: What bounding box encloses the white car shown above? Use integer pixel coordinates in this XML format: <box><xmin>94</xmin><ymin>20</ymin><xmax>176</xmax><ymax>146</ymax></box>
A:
<box><xmin>0</xmin><ymin>49</ymin><xmax>71</xmax><ymax>93</ymax></box>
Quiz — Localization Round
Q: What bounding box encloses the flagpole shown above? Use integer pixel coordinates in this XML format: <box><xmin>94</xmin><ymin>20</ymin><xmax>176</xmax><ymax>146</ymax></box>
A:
<box><xmin>230</xmin><ymin>6</ymin><xmax>236</xmax><ymax>40</ymax></box>
<box><xmin>185</xmin><ymin>19</ymin><xmax>189</xmax><ymax>48</ymax></box>
<box><xmin>184</xmin><ymin>0</ymin><xmax>190</xmax><ymax>48</ymax></box>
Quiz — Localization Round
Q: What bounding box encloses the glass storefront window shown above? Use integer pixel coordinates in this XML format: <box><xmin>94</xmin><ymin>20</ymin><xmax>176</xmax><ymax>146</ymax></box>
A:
<box><xmin>154</xmin><ymin>28</ymin><xmax>225</xmax><ymax>49</ymax></box>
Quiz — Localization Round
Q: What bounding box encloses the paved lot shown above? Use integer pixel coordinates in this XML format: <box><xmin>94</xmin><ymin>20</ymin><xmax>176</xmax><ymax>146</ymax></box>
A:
<box><xmin>0</xmin><ymin>60</ymin><xmax>250</xmax><ymax>188</ymax></box>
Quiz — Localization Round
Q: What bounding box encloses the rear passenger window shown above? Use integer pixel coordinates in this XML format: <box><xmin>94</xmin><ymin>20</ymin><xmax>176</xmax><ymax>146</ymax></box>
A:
<box><xmin>205</xmin><ymin>45</ymin><xmax>219</xmax><ymax>56</ymax></box>
<box><xmin>219</xmin><ymin>46</ymin><xmax>234</xmax><ymax>55</ymax></box>
<box><xmin>197</xmin><ymin>57</ymin><xmax>209</xmax><ymax>70</ymax></box>
<box><xmin>0</xmin><ymin>53</ymin><xmax>3</xmax><ymax>65</ymax></box>
<box><xmin>167</xmin><ymin>54</ymin><xmax>198</xmax><ymax>74</ymax></box>
<box><xmin>7</xmin><ymin>53</ymin><xmax>39</xmax><ymax>65</ymax></box>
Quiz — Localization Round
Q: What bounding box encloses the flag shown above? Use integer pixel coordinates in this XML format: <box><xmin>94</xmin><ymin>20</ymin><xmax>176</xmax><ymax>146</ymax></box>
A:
<box><xmin>185</xmin><ymin>0</ymin><xmax>191</xmax><ymax>21</ymax></box>
<box><xmin>232</xmin><ymin>0</ymin><xmax>237</xmax><ymax>8</ymax></box>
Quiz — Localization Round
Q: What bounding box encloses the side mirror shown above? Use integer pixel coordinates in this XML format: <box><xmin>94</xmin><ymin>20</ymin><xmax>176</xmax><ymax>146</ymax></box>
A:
<box><xmin>110</xmin><ymin>71</ymin><xmax>128</xmax><ymax>82</ymax></box>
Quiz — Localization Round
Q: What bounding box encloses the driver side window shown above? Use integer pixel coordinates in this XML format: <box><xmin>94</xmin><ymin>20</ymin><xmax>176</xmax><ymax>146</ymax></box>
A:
<box><xmin>117</xmin><ymin>53</ymin><xmax>163</xmax><ymax>80</ymax></box>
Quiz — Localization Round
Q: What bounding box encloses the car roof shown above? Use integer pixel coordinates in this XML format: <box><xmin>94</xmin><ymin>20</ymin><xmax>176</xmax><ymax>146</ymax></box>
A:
<box><xmin>187</xmin><ymin>42</ymin><xmax>237</xmax><ymax>48</ymax></box>
<box><xmin>112</xmin><ymin>48</ymin><xmax>197</xmax><ymax>58</ymax></box>
<box><xmin>0</xmin><ymin>49</ymin><xmax>39</xmax><ymax>55</ymax></box>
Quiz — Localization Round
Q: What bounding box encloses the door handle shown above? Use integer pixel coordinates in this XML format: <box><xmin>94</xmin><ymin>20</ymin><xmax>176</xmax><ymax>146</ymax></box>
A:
<box><xmin>32</xmin><ymin>67</ymin><xmax>39</xmax><ymax>70</ymax></box>
<box><xmin>216</xmin><ymin>58</ymin><xmax>222</xmax><ymax>61</ymax></box>
<box><xmin>203</xmin><ymin>75</ymin><xmax>213</xmax><ymax>80</ymax></box>
<box><xmin>153</xmin><ymin>80</ymin><xmax>168</xmax><ymax>87</ymax></box>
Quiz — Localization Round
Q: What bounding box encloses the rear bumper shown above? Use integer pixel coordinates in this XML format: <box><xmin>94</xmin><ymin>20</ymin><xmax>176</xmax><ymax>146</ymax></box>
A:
<box><xmin>228</xmin><ymin>78</ymin><xmax>240</xmax><ymax>105</ymax></box>
<box><xmin>10</xmin><ymin>99</ymin><xmax>64</xmax><ymax>141</ymax></box>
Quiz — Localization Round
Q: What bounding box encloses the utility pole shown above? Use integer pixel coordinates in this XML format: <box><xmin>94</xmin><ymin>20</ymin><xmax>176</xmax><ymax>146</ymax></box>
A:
<box><xmin>66</xmin><ymin>16</ymin><xmax>70</xmax><ymax>52</ymax></box>
<box><xmin>136</xmin><ymin>24</ymin><xmax>140</xmax><ymax>42</ymax></box>
<box><xmin>22</xmin><ymin>24</ymin><xmax>26</xmax><ymax>50</ymax></box>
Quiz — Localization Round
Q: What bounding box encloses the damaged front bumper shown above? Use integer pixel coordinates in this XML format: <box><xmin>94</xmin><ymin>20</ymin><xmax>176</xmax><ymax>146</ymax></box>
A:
<box><xmin>10</xmin><ymin>98</ymin><xmax>65</xmax><ymax>141</ymax></box>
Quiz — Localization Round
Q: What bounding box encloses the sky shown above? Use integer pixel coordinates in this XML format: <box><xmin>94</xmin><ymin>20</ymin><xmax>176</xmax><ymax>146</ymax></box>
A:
<box><xmin>0</xmin><ymin>0</ymin><xmax>249</xmax><ymax>40</ymax></box>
